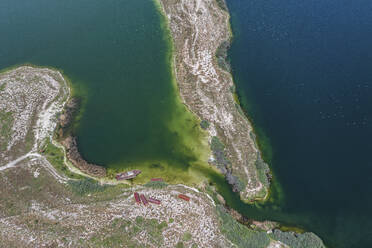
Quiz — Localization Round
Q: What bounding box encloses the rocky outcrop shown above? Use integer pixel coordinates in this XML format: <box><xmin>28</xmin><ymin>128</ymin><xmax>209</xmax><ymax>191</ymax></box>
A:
<box><xmin>61</xmin><ymin>136</ymin><xmax>106</xmax><ymax>177</ymax></box>
<box><xmin>58</xmin><ymin>97</ymin><xmax>80</xmax><ymax>138</ymax></box>
<box><xmin>57</xmin><ymin>97</ymin><xmax>106</xmax><ymax>178</ymax></box>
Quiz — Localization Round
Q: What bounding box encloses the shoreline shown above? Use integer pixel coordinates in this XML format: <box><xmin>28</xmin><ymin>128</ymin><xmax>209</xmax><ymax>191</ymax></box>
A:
<box><xmin>57</xmin><ymin>96</ymin><xmax>106</xmax><ymax>178</ymax></box>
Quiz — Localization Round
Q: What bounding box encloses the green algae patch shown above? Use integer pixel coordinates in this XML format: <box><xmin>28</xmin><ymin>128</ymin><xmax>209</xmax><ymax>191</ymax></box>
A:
<box><xmin>94</xmin><ymin>0</ymin><xmax>216</xmax><ymax>187</ymax></box>
<box><xmin>107</xmin><ymin>157</ymin><xmax>217</xmax><ymax>187</ymax></box>
<box><xmin>155</xmin><ymin>0</ymin><xmax>212</xmax><ymax>168</ymax></box>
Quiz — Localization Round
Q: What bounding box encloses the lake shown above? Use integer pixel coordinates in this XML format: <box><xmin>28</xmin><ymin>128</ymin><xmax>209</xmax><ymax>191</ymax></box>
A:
<box><xmin>226</xmin><ymin>0</ymin><xmax>372</xmax><ymax>247</ymax></box>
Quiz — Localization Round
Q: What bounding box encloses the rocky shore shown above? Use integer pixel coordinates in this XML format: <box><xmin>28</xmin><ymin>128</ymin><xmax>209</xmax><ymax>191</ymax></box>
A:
<box><xmin>60</xmin><ymin>136</ymin><xmax>106</xmax><ymax>177</ymax></box>
<box><xmin>58</xmin><ymin>98</ymin><xmax>106</xmax><ymax>178</ymax></box>
<box><xmin>158</xmin><ymin>0</ymin><xmax>270</xmax><ymax>201</ymax></box>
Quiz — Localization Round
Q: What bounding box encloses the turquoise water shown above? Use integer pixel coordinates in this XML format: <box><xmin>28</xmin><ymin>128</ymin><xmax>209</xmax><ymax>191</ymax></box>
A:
<box><xmin>0</xmin><ymin>0</ymin><xmax>209</xmax><ymax>179</ymax></box>
<box><xmin>226</xmin><ymin>0</ymin><xmax>372</xmax><ymax>247</ymax></box>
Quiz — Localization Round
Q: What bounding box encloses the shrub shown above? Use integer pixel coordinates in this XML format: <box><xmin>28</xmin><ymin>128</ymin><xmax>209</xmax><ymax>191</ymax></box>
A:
<box><xmin>176</xmin><ymin>242</ymin><xmax>184</xmax><ymax>248</ymax></box>
<box><xmin>0</xmin><ymin>82</ymin><xmax>6</xmax><ymax>91</ymax></box>
<box><xmin>215</xmin><ymin>0</ymin><xmax>228</xmax><ymax>11</ymax></box>
<box><xmin>135</xmin><ymin>217</ymin><xmax>166</xmax><ymax>245</ymax></box>
<box><xmin>200</xmin><ymin>120</ymin><xmax>210</xmax><ymax>129</ymax></box>
<box><xmin>67</xmin><ymin>178</ymin><xmax>108</xmax><ymax>195</ymax></box>
<box><xmin>210</xmin><ymin>136</ymin><xmax>231</xmax><ymax>170</ymax></box>
<box><xmin>216</xmin><ymin>205</ymin><xmax>271</xmax><ymax>248</ymax></box>
<box><xmin>135</xmin><ymin>216</ymin><xmax>144</xmax><ymax>225</ymax></box>
<box><xmin>216</xmin><ymin>40</ymin><xmax>231</xmax><ymax>71</ymax></box>
<box><xmin>211</xmin><ymin>136</ymin><xmax>225</xmax><ymax>151</ymax></box>
<box><xmin>183</xmin><ymin>232</ymin><xmax>192</xmax><ymax>241</ymax></box>
<box><xmin>158</xmin><ymin>221</ymin><xmax>168</xmax><ymax>230</ymax></box>
<box><xmin>0</xmin><ymin>111</ymin><xmax>13</xmax><ymax>150</ymax></box>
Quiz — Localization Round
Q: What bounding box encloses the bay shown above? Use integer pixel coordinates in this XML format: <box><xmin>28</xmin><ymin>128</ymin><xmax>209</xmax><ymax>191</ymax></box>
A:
<box><xmin>0</xmin><ymin>0</ymin><xmax>209</xmax><ymax>183</ymax></box>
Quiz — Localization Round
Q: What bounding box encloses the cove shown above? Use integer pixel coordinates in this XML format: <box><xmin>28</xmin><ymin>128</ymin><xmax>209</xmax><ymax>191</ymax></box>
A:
<box><xmin>225</xmin><ymin>0</ymin><xmax>372</xmax><ymax>247</ymax></box>
<box><xmin>0</xmin><ymin>0</ymin><xmax>211</xmax><ymax>183</ymax></box>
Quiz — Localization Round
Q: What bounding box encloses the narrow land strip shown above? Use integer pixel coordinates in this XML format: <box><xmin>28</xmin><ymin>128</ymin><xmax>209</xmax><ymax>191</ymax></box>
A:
<box><xmin>158</xmin><ymin>0</ymin><xmax>270</xmax><ymax>201</ymax></box>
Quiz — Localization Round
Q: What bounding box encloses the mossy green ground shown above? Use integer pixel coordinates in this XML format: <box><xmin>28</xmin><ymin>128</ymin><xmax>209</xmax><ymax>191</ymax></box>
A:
<box><xmin>43</xmin><ymin>139</ymin><xmax>83</xmax><ymax>180</ymax></box>
<box><xmin>0</xmin><ymin>111</ymin><xmax>13</xmax><ymax>151</ymax></box>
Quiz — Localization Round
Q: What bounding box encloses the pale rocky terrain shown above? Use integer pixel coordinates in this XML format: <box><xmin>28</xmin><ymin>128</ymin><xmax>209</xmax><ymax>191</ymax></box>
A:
<box><xmin>0</xmin><ymin>162</ymin><xmax>232</xmax><ymax>247</ymax></box>
<box><xmin>0</xmin><ymin>66</ymin><xmax>68</xmax><ymax>166</ymax></box>
<box><xmin>0</xmin><ymin>158</ymin><xmax>294</xmax><ymax>248</ymax></box>
<box><xmin>0</xmin><ymin>66</ymin><xmax>71</xmax><ymax>184</ymax></box>
<box><xmin>159</xmin><ymin>0</ymin><xmax>270</xmax><ymax>202</ymax></box>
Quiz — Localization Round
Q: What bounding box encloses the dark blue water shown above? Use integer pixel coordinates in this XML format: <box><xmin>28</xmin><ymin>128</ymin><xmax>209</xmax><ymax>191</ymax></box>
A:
<box><xmin>226</xmin><ymin>0</ymin><xmax>372</xmax><ymax>247</ymax></box>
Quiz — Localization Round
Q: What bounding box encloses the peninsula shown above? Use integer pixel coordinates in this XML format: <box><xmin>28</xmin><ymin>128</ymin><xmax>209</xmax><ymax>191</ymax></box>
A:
<box><xmin>158</xmin><ymin>0</ymin><xmax>270</xmax><ymax>201</ymax></box>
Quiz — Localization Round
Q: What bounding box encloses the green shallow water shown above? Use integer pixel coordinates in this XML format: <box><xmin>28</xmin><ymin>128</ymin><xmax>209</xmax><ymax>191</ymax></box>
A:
<box><xmin>0</xmin><ymin>0</ymin><xmax>210</xmax><ymax>181</ymax></box>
